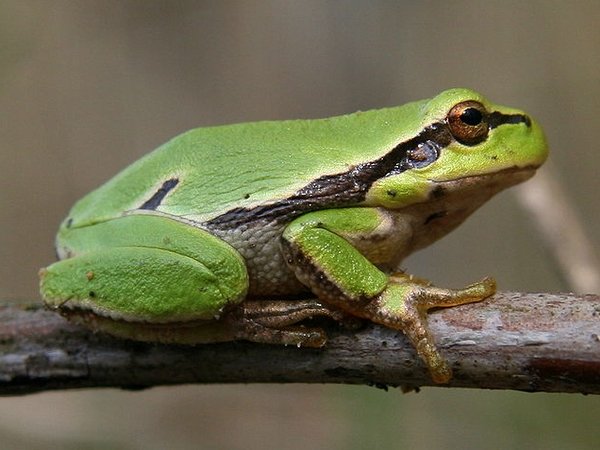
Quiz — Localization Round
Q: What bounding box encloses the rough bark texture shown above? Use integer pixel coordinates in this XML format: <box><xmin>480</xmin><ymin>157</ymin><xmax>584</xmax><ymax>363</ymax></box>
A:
<box><xmin>0</xmin><ymin>292</ymin><xmax>598</xmax><ymax>395</ymax></box>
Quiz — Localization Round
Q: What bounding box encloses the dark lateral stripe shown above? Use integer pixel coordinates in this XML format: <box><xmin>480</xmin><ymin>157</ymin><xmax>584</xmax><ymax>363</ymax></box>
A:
<box><xmin>139</xmin><ymin>178</ymin><xmax>179</xmax><ymax>210</ymax></box>
<box><xmin>489</xmin><ymin>111</ymin><xmax>531</xmax><ymax>128</ymax></box>
<box><xmin>205</xmin><ymin>110</ymin><xmax>530</xmax><ymax>229</ymax></box>
<box><xmin>206</xmin><ymin>122</ymin><xmax>452</xmax><ymax>228</ymax></box>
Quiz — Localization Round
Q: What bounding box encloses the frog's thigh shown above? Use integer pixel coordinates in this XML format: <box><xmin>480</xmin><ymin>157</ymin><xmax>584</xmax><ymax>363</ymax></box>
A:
<box><xmin>282</xmin><ymin>207</ymin><xmax>390</xmax><ymax>302</ymax></box>
<box><xmin>41</xmin><ymin>215</ymin><xmax>248</xmax><ymax>322</ymax></box>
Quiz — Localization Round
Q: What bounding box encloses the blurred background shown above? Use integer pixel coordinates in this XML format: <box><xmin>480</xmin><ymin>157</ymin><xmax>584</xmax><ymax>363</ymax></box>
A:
<box><xmin>1</xmin><ymin>1</ymin><xmax>599</xmax><ymax>449</ymax></box>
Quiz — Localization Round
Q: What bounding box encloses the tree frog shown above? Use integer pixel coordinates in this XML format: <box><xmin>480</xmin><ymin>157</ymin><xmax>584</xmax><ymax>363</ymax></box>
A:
<box><xmin>40</xmin><ymin>88</ymin><xmax>547</xmax><ymax>383</ymax></box>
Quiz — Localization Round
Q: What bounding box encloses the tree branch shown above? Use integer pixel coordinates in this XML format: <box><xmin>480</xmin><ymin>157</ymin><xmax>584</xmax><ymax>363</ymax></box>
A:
<box><xmin>0</xmin><ymin>292</ymin><xmax>598</xmax><ymax>395</ymax></box>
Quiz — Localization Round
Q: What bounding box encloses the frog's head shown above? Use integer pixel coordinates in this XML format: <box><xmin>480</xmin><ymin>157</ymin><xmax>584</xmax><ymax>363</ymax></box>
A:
<box><xmin>364</xmin><ymin>88</ymin><xmax>548</xmax><ymax>248</ymax></box>
<box><xmin>366</xmin><ymin>88</ymin><xmax>547</xmax><ymax>207</ymax></box>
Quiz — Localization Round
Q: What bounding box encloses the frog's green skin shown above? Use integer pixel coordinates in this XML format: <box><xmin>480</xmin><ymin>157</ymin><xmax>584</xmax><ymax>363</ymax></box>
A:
<box><xmin>40</xmin><ymin>88</ymin><xmax>547</xmax><ymax>383</ymax></box>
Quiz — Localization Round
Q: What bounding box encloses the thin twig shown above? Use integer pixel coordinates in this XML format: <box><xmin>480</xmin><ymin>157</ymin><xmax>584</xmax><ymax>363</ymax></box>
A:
<box><xmin>0</xmin><ymin>292</ymin><xmax>599</xmax><ymax>396</ymax></box>
<box><xmin>516</xmin><ymin>165</ymin><xmax>600</xmax><ymax>294</ymax></box>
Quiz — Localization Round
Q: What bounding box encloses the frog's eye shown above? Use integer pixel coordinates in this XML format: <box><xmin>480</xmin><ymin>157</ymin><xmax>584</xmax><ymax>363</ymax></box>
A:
<box><xmin>446</xmin><ymin>101</ymin><xmax>489</xmax><ymax>146</ymax></box>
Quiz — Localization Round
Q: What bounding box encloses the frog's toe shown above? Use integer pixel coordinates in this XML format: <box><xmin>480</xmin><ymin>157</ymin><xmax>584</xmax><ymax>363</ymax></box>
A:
<box><xmin>411</xmin><ymin>276</ymin><xmax>497</xmax><ymax>311</ymax></box>
<box><xmin>233</xmin><ymin>318</ymin><xmax>328</xmax><ymax>348</ymax></box>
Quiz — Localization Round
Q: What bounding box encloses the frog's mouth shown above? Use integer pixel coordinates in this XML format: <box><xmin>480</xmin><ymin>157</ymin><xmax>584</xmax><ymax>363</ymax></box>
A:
<box><xmin>428</xmin><ymin>165</ymin><xmax>538</xmax><ymax>197</ymax></box>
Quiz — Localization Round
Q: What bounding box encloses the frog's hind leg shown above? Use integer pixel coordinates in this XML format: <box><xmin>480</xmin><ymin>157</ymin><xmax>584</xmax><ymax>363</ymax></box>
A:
<box><xmin>242</xmin><ymin>299</ymin><xmax>350</xmax><ymax>327</ymax></box>
<box><xmin>229</xmin><ymin>299</ymin><xmax>357</xmax><ymax>348</ymax></box>
<box><xmin>40</xmin><ymin>215</ymin><xmax>249</xmax><ymax>333</ymax></box>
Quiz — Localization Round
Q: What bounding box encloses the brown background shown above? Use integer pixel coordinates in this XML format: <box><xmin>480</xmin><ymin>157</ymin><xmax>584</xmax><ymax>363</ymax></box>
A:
<box><xmin>1</xmin><ymin>1</ymin><xmax>598</xmax><ymax>449</ymax></box>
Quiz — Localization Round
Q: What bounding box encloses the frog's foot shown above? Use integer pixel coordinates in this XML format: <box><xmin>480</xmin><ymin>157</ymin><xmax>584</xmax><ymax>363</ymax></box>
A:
<box><xmin>56</xmin><ymin>299</ymin><xmax>347</xmax><ymax>348</ymax></box>
<box><xmin>363</xmin><ymin>276</ymin><xmax>496</xmax><ymax>383</ymax></box>
<box><xmin>231</xmin><ymin>298</ymin><xmax>357</xmax><ymax>348</ymax></box>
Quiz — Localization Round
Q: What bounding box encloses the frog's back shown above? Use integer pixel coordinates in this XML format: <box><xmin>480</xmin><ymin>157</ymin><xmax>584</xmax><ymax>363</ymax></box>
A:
<box><xmin>67</xmin><ymin>100</ymin><xmax>427</xmax><ymax>227</ymax></box>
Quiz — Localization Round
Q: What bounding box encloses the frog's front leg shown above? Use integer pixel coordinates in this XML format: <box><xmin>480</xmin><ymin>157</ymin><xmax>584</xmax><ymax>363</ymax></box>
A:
<box><xmin>282</xmin><ymin>208</ymin><xmax>496</xmax><ymax>383</ymax></box>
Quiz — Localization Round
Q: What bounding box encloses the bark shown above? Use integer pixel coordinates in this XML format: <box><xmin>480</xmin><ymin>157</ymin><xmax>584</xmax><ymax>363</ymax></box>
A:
<box><xmin>0</xmin><ymin>292</ymin><xmax>598</xmax><ymax>395</ymax></box>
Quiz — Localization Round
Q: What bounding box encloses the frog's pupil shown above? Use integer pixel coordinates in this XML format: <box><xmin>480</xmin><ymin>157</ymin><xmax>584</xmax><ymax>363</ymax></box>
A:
<box><xmin>460</xmin><ymin>108</ymin><xmax>483</xmax><ymax>126</ymax></box>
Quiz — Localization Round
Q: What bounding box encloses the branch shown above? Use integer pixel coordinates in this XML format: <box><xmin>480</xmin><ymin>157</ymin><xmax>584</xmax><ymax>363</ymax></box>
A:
<box><xmin>0</xmin><ymin>292</ymin><xmax>598</xmax><ymax>395</ymax></box>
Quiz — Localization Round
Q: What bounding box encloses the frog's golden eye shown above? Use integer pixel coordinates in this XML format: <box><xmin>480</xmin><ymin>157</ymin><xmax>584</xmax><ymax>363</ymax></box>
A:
<box><xmin>447</xmin><ymin>101</ymin><xmax>489</xmax><ymax>146</ymax></box>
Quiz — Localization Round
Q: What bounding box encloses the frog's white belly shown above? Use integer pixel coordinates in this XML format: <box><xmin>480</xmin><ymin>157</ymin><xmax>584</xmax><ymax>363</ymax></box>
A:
<box><xmin>209</xmin><ymin>221</ymin><xmax>307</xmax><ymax>296</ymax></box>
